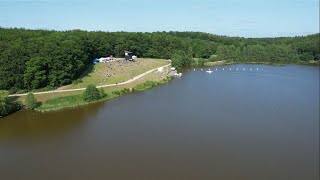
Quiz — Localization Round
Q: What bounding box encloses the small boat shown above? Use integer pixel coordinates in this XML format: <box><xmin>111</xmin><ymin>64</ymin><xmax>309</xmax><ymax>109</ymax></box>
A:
<box><xmin>206</xmin><ymin>70</ymin><xmax>213</xmax><ymax>74</ymax></box>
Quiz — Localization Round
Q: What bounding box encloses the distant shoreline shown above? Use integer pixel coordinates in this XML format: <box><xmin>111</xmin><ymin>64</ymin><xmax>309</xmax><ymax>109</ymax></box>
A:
<box><xmin>204</xmin><ymin>60</ymin><xmax>320</xmax><ymax>67</ymax></box>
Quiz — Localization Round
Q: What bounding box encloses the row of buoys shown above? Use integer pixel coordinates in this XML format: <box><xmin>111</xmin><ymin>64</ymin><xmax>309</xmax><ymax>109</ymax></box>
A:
<box><xmin>192</xmin><ymin>68</ymin><xmax>262</xmax><ymax>71</ymax></box>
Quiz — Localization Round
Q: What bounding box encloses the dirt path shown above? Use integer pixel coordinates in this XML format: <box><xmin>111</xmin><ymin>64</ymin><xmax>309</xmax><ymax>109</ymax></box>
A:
<box><xmin>9</xmin><ymin>63</ymin><xmax>171</xmax><ymax>97</ymax></box>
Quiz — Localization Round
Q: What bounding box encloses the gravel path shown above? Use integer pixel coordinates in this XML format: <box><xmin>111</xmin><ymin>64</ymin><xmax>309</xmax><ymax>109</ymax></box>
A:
<box><xmin>9</xmin><ymin>63</ymin><xmax>171</xmax><ymax>97</ymax></box>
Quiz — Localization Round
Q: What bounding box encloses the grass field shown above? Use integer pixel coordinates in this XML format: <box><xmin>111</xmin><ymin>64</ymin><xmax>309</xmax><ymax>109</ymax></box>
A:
<box><xmin>16</xmin><ymin>58</ymin><xmax>171</xmax><ymax>111</ymax></box>
<box><xmin>34</xmin><ymin>71</ymin><xmax>171</xmax><ymax>111</ymax></box>
<box><xmin>62</xmin><ymin>58</ymin><xmax>169</xmax><ymax>89</ymax></box>
<box><xmin>19</xmin><ymin>67</ymin><xmax>169</xmax><ymax>102</ymax></box>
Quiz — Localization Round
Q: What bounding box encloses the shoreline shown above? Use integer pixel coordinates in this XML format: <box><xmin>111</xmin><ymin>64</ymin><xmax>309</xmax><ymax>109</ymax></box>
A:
<box><xmin>35</xmin><ymin>77</ymin><xmax>172</xmax><ymax>112</ymax></box>
<box><xmin>1</xmin><ymin>60</ymin><xmax>172</xmax><ymax>116</ymax></box>
<box><xmin>2</xmin><ymin>59</ymin><xmax>318</xmax><ymax>115</ymax></box>
<box><xmin>36</xmin><ymin>60</ymin><xmax>318</xmax><ymax>112</ymax></box>
<box><xmin>204</xmin><ymin>60</ymin><xmax>320</xmax><ymax>67</ymax></box>
<box><xmin>9</xmin><ymin>62</ymin><xmax>171</xmax><ymax>97</ymax></box>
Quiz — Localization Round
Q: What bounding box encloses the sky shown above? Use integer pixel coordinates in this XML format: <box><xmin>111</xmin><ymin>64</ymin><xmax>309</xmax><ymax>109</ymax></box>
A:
<box><xmin>0</xmin><ymin>0</ymin><xmax>319</xmax><ymax>37</ymax></box>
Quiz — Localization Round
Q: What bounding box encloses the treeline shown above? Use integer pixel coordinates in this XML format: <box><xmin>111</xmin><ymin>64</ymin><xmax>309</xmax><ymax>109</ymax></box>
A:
<box><xmin>168</xmin><ymin>32</ymin><xmax>320</xmax><ymax>63</ymax></box>
<box><xmin>0</xmin><ymin>28</ymin><xmax>319</xmax><ymax>92</ymax></box>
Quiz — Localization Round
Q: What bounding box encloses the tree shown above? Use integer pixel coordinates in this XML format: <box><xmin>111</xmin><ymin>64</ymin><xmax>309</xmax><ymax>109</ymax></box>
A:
<box><xmin>0</xmin><ymin>91</ymin><xmax>10</xmax><ymax>116</ymax></box>
<box><xmin>24</xmin><ymin>57</ymin><xmax>48</xmax><ymax>89</ymax></box>
<box><xmin>25</xmin><ymin>93</ymin><xmax>38</xmax><ymax>110</ymax></box>
<box><xmin>0</xmin><ymin>28</ymin><xmax>319</xmax><ymax>92</ymax></box>
<box><xmin>0</xmin><ymin>90</ymin><xmax>20</xmax><ymax>116</ymax></box>
<box><xmin>171</xmin><ymin>51</ymin><xmax>192</xmax><ymax>69</ymax></box>
<box><xmin>82</xmin><ymin>84</ymin><xmax>100</xmax><ymax>102</ymax></box>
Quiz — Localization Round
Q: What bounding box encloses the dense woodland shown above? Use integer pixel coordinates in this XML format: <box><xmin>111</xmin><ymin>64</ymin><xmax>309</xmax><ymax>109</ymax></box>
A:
<box><xmin>0</xmin><ymin>27</ymin><xmax>319</xmax><ymax>92</ymax></box>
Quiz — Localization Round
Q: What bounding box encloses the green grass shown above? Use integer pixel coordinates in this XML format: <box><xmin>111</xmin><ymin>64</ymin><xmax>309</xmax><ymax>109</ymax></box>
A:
<box><xmin>35</xmin><ymin>76</ymin><xmax>172</xmax><ymax>112</ymax></box>
<box><xmin>35</xmin><ymin>93</ymin><xmax>118</xmax><ymax>112</ymax></box>
<box><xmin>204</xmin><ymin>61</ymin><xmax>226</xmax><ymax>66</ymax></box>
<box><xmin>134</xmin><ymin>81</ymin><xmax>158</xmax><ymax>91</ymax></box>
<box><xmin>133</xmin><ymin>77</ymin><xmax>172</xmax><ymax>91</ymax></box>
<box><xmin>64</xmin><ymin>58</ymin><xmax>169</xmax><ymax>89</ymax></box>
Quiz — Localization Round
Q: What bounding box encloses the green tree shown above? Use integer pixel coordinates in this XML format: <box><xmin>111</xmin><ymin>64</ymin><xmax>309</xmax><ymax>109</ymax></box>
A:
<box><xmin>0</xmin><ymin>90</ymin><xmax>20</xmax><ymax>116</ymax></box>
<box><xmin>0</xmin><ymin>28</ymin><xmax>319</xmax><ymax>92</ymax></box>
<box><xmin>171</xmin><ymin>51</ymin><xmax>192</xmax><ymax>69</ymax></box>
<box><xmin>24</xmin><ymin>57</ymin><xmax>48</xmax><ymax>89</ymax></box>
<box><xmin>25</xmin><ymin>93</ymin><xmax>38</xmax><ymax>110</ymax></box>
<box><xmin>82</xmin><ymin>84</ymin><xmax>100</xmax><ymax>102</ymax></box>
<box><xmin>0</xmin><ymin>91</ymin><xmax>10</xmax><ymax>116</ymax></box>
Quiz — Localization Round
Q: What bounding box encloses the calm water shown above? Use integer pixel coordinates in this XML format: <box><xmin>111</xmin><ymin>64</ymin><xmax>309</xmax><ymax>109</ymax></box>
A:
<box><xmin>0</xmin><ymin>64</ymin><xmax>319</xmax><ymax>180</ymax></box>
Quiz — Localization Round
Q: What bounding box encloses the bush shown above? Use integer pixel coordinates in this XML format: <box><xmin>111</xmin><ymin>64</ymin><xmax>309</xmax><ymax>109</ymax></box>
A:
<box><xmin>121</xmin><ymin>88</ymin><xmax>130</xmax><ymax>94</ymax></box>
<box><xmin>134</xmin><ymin>81</ymin><xmax>158</xmax><ymax>90</ymax></box>
<box><xmin>72</xmin><ymin>79</ymin><xmax>83</xmax><ymax>85</ymax></box>
<box><xmin>112</xmin><ymin>91</ymin><xmax>121</xmax><ymax>96</ymax></box>
<box><xmin>99</xmin><ymin>88</ymin><xmax>107</xmax><ymax>98</ymax></box>
<box><xmin>82</xmin><ymin>84</ymin><xmax>101</xmax><ymax>102</ymax></box>
<box><xmin>25</xmin><ymin>93</ymin><xmax>38</xmax><ymax>110</ymax></box>
<box><xmin>0</xmin><ymin>90</ymin><xmax>21</xmax><ymax>116</ymax></box>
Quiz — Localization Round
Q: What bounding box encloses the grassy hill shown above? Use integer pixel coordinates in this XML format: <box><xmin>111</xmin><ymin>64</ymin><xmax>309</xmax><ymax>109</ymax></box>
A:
<box><xmin>63</xmin><ymin>58</ymin><xmax>168</xmax><ymax>89</ymax></box>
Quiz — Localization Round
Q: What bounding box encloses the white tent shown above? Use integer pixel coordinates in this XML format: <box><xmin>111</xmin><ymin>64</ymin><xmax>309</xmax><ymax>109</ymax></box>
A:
<box><xmin>158</xmin><ymin>67</ymin><xmax>164</xmax><ymax>72</ymax></box>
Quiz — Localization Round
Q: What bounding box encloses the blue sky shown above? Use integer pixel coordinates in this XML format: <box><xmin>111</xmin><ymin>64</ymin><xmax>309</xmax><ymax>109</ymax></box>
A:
<box><xmin>0</xmin><ymin>0</ymin><xmax>319</xmax><ymax>37</ymax></box>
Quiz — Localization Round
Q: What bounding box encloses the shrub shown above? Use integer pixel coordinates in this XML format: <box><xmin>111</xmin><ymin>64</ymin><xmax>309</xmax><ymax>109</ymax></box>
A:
<box><xmin>99</xmin><ymin>88</ymin><xmax>107</xmax><ymax>98</ymax></box>
<box><xmin>134</xmin><ymin>81</ymin><xmax>158</xmax><ymax>90</ymax></box>
<box><xmin>0</xmin><ymin>91</ymin><xmax>21</xmax><ymax>117</ymax></box>
<box><xmin>112</xmin><ymin>91</ymin><xmax>121</xmax><ymax>96</ymax></box>
<box><xmin>72</xmin><ymin>79</ymin><xmax>83</xmax><ymax>85</ymax></box>
<box><xmin>25</xmin><ymin>93</ymin><xmax>38</xmax><ymax>110</ymax></box>
<box><xmin>82</xmin><ymin>84</ymin><xmax>101</xmax><ymax>102</ymax></box>
<box><xmin>121</xmin><ymin>88</ymin><xmax>130</xmax><ymax>94</ymax></box>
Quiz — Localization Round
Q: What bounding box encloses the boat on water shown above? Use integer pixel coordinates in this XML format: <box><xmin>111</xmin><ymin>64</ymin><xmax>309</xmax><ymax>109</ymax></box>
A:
<box><xmin>206</xmin><ymin>70</ymin><xmax>213</xmax><ymax>74</ymax></box>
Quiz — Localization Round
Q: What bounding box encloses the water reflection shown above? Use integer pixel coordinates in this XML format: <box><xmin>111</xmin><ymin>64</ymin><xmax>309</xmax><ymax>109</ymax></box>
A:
<box><xmin>0</xmin><ymin>64</ymin><xmax>318</xmax><ymax>180</ymax></box>
<box><xmin>0</xmin><ymin>101</ymin><xmax>105</xmax><ymax>142</ymax></box>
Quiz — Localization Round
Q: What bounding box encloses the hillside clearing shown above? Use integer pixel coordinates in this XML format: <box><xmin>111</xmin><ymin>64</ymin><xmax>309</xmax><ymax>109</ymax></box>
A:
<box><xmin>62</xmin><ymin>58</ymin><xmax>169</xmax><ymax>89</ymax></box>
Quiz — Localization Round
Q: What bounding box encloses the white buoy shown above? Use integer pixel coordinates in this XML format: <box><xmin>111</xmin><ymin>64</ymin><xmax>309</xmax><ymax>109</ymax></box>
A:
<box><xmin>250</xmin><ymin>68</ymin><xmax>252</xmax><ymax>71</ymax></box>
<box><xmin>215</xmin><ymin>68</ymin><xmax>217</xmax><ymax>71</ymax></box>
<box><xmin>236</xmin><ymin>68</ymin><xmax>239</xmax><ymax>71</ymax></box>
<box><xmin>201</xmin><ymin>69</ymin><xmax>203</xmax><ymax>71</ymax></box>
<box><xmin>229</xmin><ymin>68</ymin><xmax>231</xmax><ymax>71</ymax></box>
<box><xmin>243</xmin><ymin>68</ymin><xmax>245</xmax><ymax>71</ymax></box>
<box><xmin>194</xmin><ymin>69</ymin><xmax>196</xmax><ymax>71</ymax></box>
<box><xmin>223</xmin><ymin>68</ymin><xmax>225</xmax><ymax>71</ymax></box>
<box><xmin>257</xmin><ymin>68</ymin><xmax>259</xmax><ymax>70</ymax></box>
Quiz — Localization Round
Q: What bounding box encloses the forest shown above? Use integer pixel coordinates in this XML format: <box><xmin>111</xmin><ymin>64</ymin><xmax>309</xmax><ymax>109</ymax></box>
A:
<box><xmin>0</xmin><ymin>27</ymin><xmax>319</xmax><ymax>92</ymax></box>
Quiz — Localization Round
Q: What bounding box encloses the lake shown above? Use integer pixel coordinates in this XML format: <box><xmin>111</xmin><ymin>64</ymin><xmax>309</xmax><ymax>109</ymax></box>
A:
<box><xmin>0</xmin><ymin>64</ymin><xmax>319</xmax><ymax>180</ymax></box>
